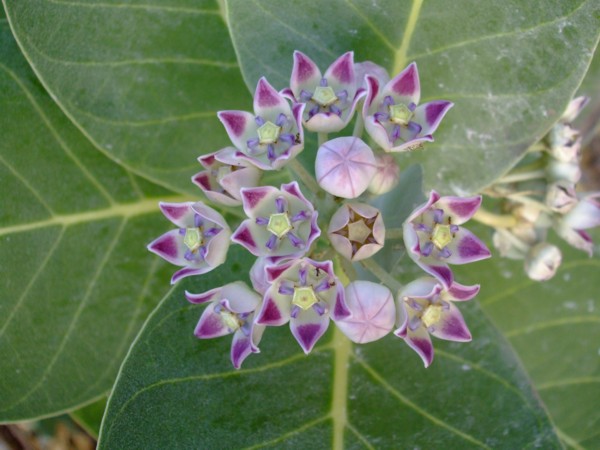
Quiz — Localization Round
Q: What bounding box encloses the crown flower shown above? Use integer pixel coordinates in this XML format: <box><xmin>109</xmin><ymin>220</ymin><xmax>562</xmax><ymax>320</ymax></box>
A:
<box><xmin>403</xmin><ymin>191</ymin><xmax>491</xmax><ymax>287</ymax></box>
<box><xmin>231</xmin><ymin>182</ymin><xmax>320</xmax><ymax>258</ymax></box>
<box><xmin>192</xmin><ymin>147</ymin><xmax>261</xmax><ymax>206</ymax></box>
<box><xmin>218</xmin><ymin>78</ymin><xmax>304</xmax><ymax>170</ymax></box>
<box><xmin>283</xmin><ymin>51</ymin><xmax>365</xmax><ymax>133</ymax></box>
<box><xmin>186</xmin><ymin>282</ymin><xmax>265</xmax><ymax>369</ymax></box>
<box><xmin>363</xmin><ymin>62</ymin><xmax>453</xmax><ymax>152</ymax></box>
<box><xmin>147</xmin><ymin>202</ymin><xmax>231</xmax><ymax>284</ymax></box>
<box><xmin>395</xmin><ymin>277</ymin><xmax>479</xmax><ymax>367</ymax></box>
<box><xmin>328</xmin><ymin>203</ymin><xmax>385</xmax><ymax>261</ymax></box>
<box><xmin>256</xmin><ymin>258</ymin><xmax>350</xmax><ymax>354</ymax></box>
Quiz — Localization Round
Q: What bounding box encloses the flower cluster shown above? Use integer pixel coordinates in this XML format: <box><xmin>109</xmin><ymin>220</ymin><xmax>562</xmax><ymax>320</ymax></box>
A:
<box><xmin>149</xmin><ymin>51</ymin><xmax>491</xmax><ymax>368</ymax></box>
<box><xmin>485</xmin><ymin>97</ymin><xmax>600</xmax><ymax>281</ymax></box>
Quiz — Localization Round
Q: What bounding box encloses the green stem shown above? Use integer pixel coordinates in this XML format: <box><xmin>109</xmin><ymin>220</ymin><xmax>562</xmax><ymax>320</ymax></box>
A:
<box><xmin>288</xmin><ymin>159</ymin><xmax>320</xmax><ymax>194</ymax></box>
<box><xmin>386</xmin><ymin>228</ymin><xmax>404</xmax><ymax>239</ymax></box>
<box><xmin>360</xmin><ymin>258</ymin><xmax>403</xmax><ymax>292</ymax></box>
<box><xmin>352</xmin><ymin>114</ymin><xmax>364</xmax><ymax>137</ymax></box>
<box><xmin>497</xmin><ymin>170</ymin><xmax>546</xmax><ymax>184</ymax></box>
<box><xmin>318</xmin><ymin>132</ymin><xmax>329</xmax><ymax>147</ymax></box>
<box><xmin>472</xmin><ymin>209</ymin><xmax>517</xmax><ymax>229</ymax></box>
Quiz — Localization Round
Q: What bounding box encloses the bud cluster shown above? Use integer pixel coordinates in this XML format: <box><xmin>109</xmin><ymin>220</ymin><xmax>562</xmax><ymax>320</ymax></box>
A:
<box><xmin>485</xmin><ymin>97</ymin><xmax>600</xmax><ymax>281</ymax></box>
<box><xmin>148</xmin><ymin>51</ymin><xmax>491</xmax><ymax>368</ymax></box>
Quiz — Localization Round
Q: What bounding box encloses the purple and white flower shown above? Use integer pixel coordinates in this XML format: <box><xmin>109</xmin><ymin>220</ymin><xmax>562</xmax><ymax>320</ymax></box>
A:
<box><xmin>186</xmin><ymin>282</ymin><xmax>265</xmax><ymax>369</ymax></box>
<box><xmin>363</xmin><ymin>62</ymin><xmax>453</xmax><ymax>152</ymax></box>
<box><xmin>256</xmin><ymin>258</ymin><xmax>350</xmax><ymax>353</ymax></box>
<box><xmin>335</xmin><ymin>281</ymin><xmax>395</xmax><ymax>343</ymax></box>
<box><xmin>315</xmin><ymin>137</ymin><xmax>377</xmax><ymax>198</ymax></box>
<box><xmin>403</xmin><ymin>191</ymin><xmax>491</xmax><ymax>287</ymax></box>
<box><xmin>192</xmin><ymin>147</ymin><xmax>261</xmax><ymax>206</ymax></box>
<box><xmin>395</xmin><ymin>277</ymin><xmax>479</xmax><ymax>367</ymax></box>
<box><xmin>231</xmin><ymin>182</ymin><xmax>320</xmax><ymax>258</ymax></box>
<box><xmin>328</xmin><ymin>203</ymin><xmax>385</xmax><ymax>261</ymax></box>
<box><xmin>524</xmin><ymin>242</ymin><xmax>562</xmax><ymax>281</ymax></box>
<box><xmin>554</xmin><ymin>192</ymin><xmax>600</xmax><ymax>256</ymax></box>
<box><xmin>218</xmin><ymin>77</ymin><xmax>304</xmax><ymax>170</ymax></box>
<box><xmin>283</xmin><ymin>51</ymin><xmax>365</xmax><ymax>133</ymax></box>
<box><xmin>147</xmin><ymin>202</ymin><xmax>231</xmax><ymax>284</ymax></box>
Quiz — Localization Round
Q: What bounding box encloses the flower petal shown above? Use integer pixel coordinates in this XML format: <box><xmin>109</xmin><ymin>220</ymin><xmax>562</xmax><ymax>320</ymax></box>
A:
<box><xmin>323</xmin><ymin>51</ymin><xmax>355</xmax><ymax>93</ymax></box>
<box><xmin>445</xmin><ymin>228</ymin><xmax>491</xmax><ymax>265</ymax></box>
<box><xmin>159</xmin><ymin>202</ymin><xmax>195</xmax><ymax>227</ymax></box>
<box><xmin>384</xmin><ymin>62</ymin><xmax>420</xmax><ymax>105</ymax></box>
<box><xmin>185</xmin><ymin>287</ymin><xmax>221</xmax><ymax>305</ymax></box>
<box><xmin>429</xmin><ymin>303</ymin><xmax>472</xmax><ymax>342</ymax></box>
<box><xmin>230</xmin><ymin>324</ymin><xmax>265</xmax><ymax>369</ymax></box>
<box><xmin>219</xmin><ymin>282</ymin><xmax>262</xmax><ymax>313</ymax></box>
<box><xmin>217</xmin><ymin>110</ymin><xmax>257</xmax><ymax>152</ymax></box>
<box><xmin>402</xmin><ymin>325</ymin><xmax>434</xmax><ymax>368</ymax></box>
<box><xmin>413</xmin><ymin>100</ymin><xmax>454</xmax><ymax>136</ymax></box>
<box><xmin>444</xmin><ymin>282</ymin><xmax>480</xmax><ymax>302</ymax></box>
<box><xmin>194</xmin><ymin>303</ymin><xmax>231</xmax><ymax>339</ymax></box>
<box><xmin>240</xmin><ymin>185</ymin><xmax>279</xmax><ymax>217</ymax></box>
<box><xmin>147</xmin><ymin>229</ymin><xmax>187</xmax><ymax>265</ymax></box>
<box><xmin>171</xmin><ymin>266</ymin><xmax>212</xmax><ymax>284</ymax></box>
<box><xmin>564</xmin><ymin>193</ymin><xmax>600</xmax><ymax>230</ymax></box>
<box><xmin>290</xmin><ymin>308</ymin><xmax>329</xmax><ymax>354</ymax></box>
<box><xmin>291</xmin><ymin>51</ymin><xmax>322</xmax><ymax>98</ymax></box>
<box><xmin>434</xmin><ymin>195</ymin><xmax>482</xmax><ymax>225</ymax></box>
<box><xmin>255</xmin><ymin>291</ymin><xmax>290</xmax><ymax>326</ymax></box>
<box><xmin>253</xmin><ymin>77</ymin><xmax>292</xmax><ymax>120</ymax></box>
<box><xmin>231</xmin><ymin>220</ymin><xmax>260</xmax><ymax>255</ymax></box>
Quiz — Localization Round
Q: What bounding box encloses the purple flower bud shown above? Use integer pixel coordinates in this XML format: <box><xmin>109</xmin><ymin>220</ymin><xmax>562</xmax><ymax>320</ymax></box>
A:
<box><xmin>334</xmin><ymin>281</ymin><xmax>395</xmax><ymax>343</ymax></box>
<box><xmin>368</xmin><ymin>154</ymin><xmax>401</xmax><ymax>195</ymax></box>
<box><xmin>524</xmin><ymin>243</ymin><xmax>562</xmax><ymax>281</ymax></box>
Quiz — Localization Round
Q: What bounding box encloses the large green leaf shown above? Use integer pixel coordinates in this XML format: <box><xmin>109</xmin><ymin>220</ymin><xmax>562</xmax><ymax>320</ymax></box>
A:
<box><xmin>226</xmin><ymin>0</ymin><xmax>600</xmax><ymax>194</ymax></box>
<box><xmin>98</xmin><ymin>247</ymin><xmax>560</xmax><ymax>449</ymax></box>
<box><xmin>463</xmin><ymin>233</ymin><xmax>600</xmax><ymax>450</ymax></box>
<box><xmin>0</xmin><ymin>21</ymin><xmax>184</xmax><ymax>421</ymax></box>
<box><xmin>2</xmin><ymin>0</ymin><xmax>251</xmax><ymax>194</ymax></box>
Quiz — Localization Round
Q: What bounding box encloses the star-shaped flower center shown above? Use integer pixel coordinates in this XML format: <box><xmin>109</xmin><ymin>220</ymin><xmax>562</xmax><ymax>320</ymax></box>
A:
<box><xmin>421</xmin><ymin>304</ymin><xmax>443</xmax><ymax>327</ymax></box>
<box><xmin>347</xmin><ymin>219</ymin><xmax>372</xmax><ymax>244</ymax></box>
<box><xmin>389</xmin><ymin>103</ymin><xmax>413</xmax><ymax>126</ymax></box>
<box><xmin>313</xmin><ymin>86</ymin><xmax>338</xmax><ymax>107</ymax></box>
<box><xmin>292</xmin><ymin>286</ymin><xmax>318</xmax><ymax>310</ymax></box>
<box><xmin>267</xmin><ymin>212</ymin><xmax>292</xmax><ymax>238</ymax></box>
<box><xmin>431</xmin><ymin>224</ymin><xmax>453</xmax><ymax>250</ymax></box>
<box><xmin>257</xmin><ymin>121</ymin><xmax>281</xmax><ymax>145</ymax></box>
<box><xmin>183</xmin><ymin>227</ymin><xmax>203</xmax><ymax>252</ymax></box>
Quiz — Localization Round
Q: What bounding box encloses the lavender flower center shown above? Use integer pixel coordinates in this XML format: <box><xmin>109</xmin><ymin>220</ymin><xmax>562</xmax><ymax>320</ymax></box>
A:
<box><xmin>292</xmin><ymin>286</ymin><xmax>318</xmax><ymax>310</ymax></box>
<box><xmin>421</xmin><ymin>304</ymin><xmax>443</xmax><ymax>327</ymax></box>
<box><xmin>431</xmin><ymin>224</ymin><xmax>453</xmax><ymax>250</ymax></box>
<box><xmin>267</xmin><ymin>212</ymin><xmax>293</xmax><ymax>238</ymax></box>
<box><xmin>257</xmin><ymin>121</ymin><xmax>281</xmax><ymax>145</ymax></box>
<box><xmin>183</xmin><ymin>228</ymin><xmax>203</xmax><ymax>252</ymax></box>
<box><xmin>312</xmin><ymin>86</ymin><xmax>338</xmax><ymax>107</ymax></box>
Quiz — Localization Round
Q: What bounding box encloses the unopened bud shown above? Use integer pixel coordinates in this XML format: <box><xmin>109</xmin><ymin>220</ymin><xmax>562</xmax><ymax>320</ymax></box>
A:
<box><xmin>524</xmin><ymin>242</ymin><xmax>562</xmax><ymax>281</ymax></box>
<box><xmin>545</xmin><ymin>182</ymin><xmax>577</xmax><ymax>214</ymax></box>
<box><xmin>368</xmin><ymin>154</ymin><xmax>401</xmax><ymax>195</ymax></box>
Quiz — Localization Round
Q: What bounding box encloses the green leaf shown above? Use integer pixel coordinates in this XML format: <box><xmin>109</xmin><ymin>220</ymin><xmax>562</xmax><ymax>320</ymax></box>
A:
<box><xmin>226</xmin><ymin>0</ymin><xmax>600</xmax><ymax>194</ymax></box>
<box><xmin>0</xmin><ymin>22</ymin><xmax>183</xmax><ymax>421</ymax></box>
<box><xmin>98</xmin><ymin>248</ymin><xmax>560</xmax><ymax>449</ymax></box>
<box><xmin>3</xmin><ymin>0</ymin><xmax>251</xmax><ymax>194</ymax></box>
<box><xmin>71</xmin><ymin>397</ymin><xmax>107</xmax><ymax>440</ymax></box>
<box><xmin>457</xmin><ymin>233</ymin><xmax>600</xmax><ymax>450</ymax></box>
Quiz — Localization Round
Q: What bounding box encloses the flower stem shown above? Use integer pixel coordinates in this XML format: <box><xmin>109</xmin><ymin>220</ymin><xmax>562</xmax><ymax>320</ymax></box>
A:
<box><xmin>352</xmin><ymin>114</ymin><xmax>364</xmax><ymax>137</ymax></box>
<box><xmin>472</xmin><ymin>209</ymin><xmax>517</xmax><ymax>228</ymax></box>
<box><xmin>288</xmin><ymin>159</ymin><xmax>320</xmax><ymax>194</ymax></box>
<box><xmin>318</xmin><ymin>132</ymin><xmax>328</xmax><ymax>147</ymax></box>
<box><xmin>360</xmin><ymin>258</ymin><xmax>403</xmax><ymax>292</ymax></box>
<box><xmin>386</xmin><ymin>228</ymin><xmax>404</xmax><ymax>239</ymax></box>
<box><xmin>497</xmin><ymin>169</ymin><xmax>546</xmax><ymax>184</ymax></box>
